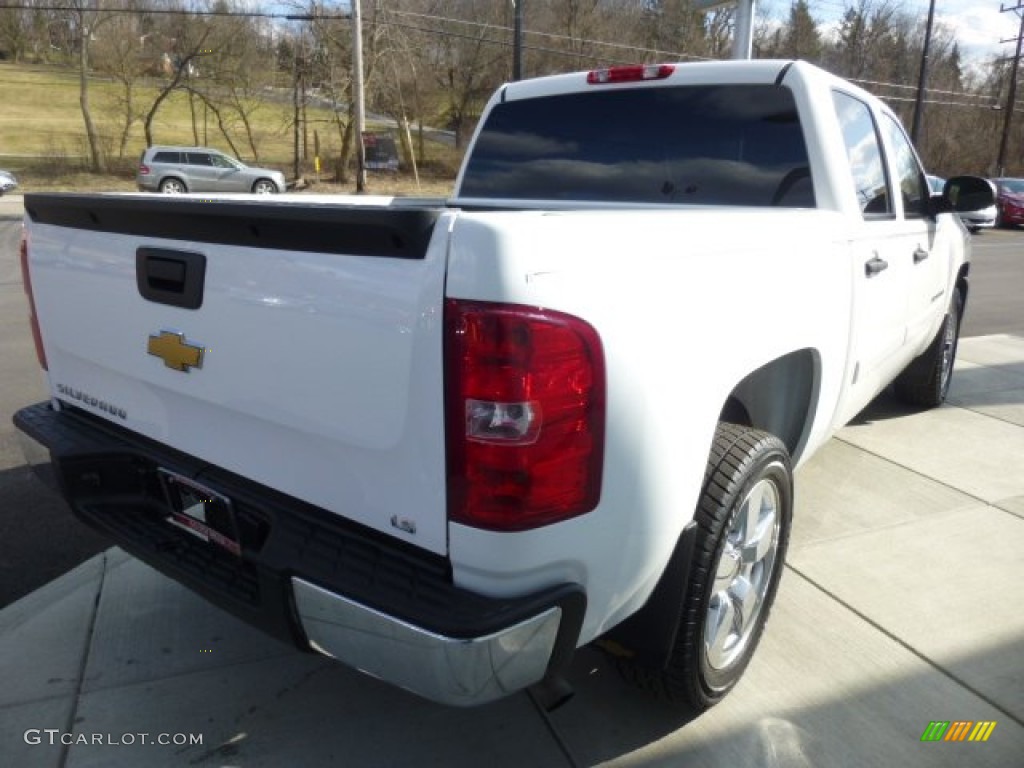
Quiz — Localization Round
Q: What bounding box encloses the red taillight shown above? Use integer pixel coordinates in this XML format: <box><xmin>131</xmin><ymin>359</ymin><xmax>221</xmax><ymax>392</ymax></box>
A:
<box><xmin>587</xmin><ymin>64</ymin><xmax>674</xmax><ymax>85</ymax></box>
<box><xmin>19</xmin><ymin>231</ymin><xmax>48</xmax><ymax>370</ymax></box>
<box><xmin>139</xmin><ymin>164</ymin><xmax>151</xmax><ymax>175</ymax></box>
<box><xmin>445</xmin><ymin>299</ymin><xmax>605</xmax><ymax>531</ymax></box>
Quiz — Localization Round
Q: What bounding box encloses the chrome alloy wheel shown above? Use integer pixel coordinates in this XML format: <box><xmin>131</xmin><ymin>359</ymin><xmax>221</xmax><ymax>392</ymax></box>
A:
<box><xmin>703</xmin><ymin>465</ymin><xmax>783</xmax><ymax>673</ymax></box>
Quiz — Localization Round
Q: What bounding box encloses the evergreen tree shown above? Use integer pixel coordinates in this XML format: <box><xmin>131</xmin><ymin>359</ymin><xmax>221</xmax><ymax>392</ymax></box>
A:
<box><xmin>782</xmin><ymin>0</ymin><xmax>821</xmax><ymax>62</ymax></box>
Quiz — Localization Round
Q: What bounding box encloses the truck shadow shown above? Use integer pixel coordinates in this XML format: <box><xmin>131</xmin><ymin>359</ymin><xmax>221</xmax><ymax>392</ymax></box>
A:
<box><xmin>849</xmin><ymin>362</ymin><xmax>1024</xmax><ymax>427</ymax></box>
<box><xmin>5</xmin><ymin>542</ymin><xmax>1021</xmax><ymax>767</ymax></box>
<box><xmin>0</xmin><ymin>462</ymin><xmax>108</xmax><ymax>609</ymax></box>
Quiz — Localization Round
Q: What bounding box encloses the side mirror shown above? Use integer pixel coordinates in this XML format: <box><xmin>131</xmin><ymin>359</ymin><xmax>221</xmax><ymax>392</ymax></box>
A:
<box><xmin>940</xmin><ymin>175</ymin><xmax>996</xmax><ymax>213</ymax></box>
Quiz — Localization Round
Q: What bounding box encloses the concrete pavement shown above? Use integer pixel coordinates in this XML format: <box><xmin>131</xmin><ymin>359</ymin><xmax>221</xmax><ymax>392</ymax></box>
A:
<box><xmin>0</xmin><ymin>193</ymin><xmax>22</xmax><ymax>218</ymax></box>
<box><xmin>2</xmin><ymin>335</ymin><xmax>1022</xmax><ymax>766</ymax></box>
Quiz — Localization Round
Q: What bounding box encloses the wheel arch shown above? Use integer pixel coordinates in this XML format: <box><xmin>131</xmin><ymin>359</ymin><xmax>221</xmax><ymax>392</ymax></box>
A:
<box><xmin>159</xmin><ymin>175</ymin><xmax>188</xmax><ymax>192</ymax></box>
<box><xmin>252</xmin><ymin>177</ymin><xmax>278</xmax><ymax>192</ymax></box>
<box><xmin>602</xmin><ymin>351</ymin><xmax>817</xmax><ymax>670</ymax></box>
<box><xmin>718</xmin><ymin>347</ymin><xmax>821</xmax><ymax>464</ymax></box>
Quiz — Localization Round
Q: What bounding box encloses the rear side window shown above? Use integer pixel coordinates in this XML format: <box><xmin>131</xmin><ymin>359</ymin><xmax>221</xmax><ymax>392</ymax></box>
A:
<box><xmin>832</xmin><ymin>91</ymin><xmax>891</xmax><ymax>217</ymax></box>
<box><xmin>186</xmin><ymin>153</ymin><xmax>213</xmax><ymax>166</ymax></box>
<box><xmin>153</xmin><ymin>151</ymin><xmax>181</xmax><ymax>163</ymax></box>
<box><xmin>880</xmin><ymin>113</ymin><xmax>928</xmax><ymax>218</ymax></box>
<box><xmin>460</xmin><ymin>84</ymin><xmax>814</xmax><ymax>207</ymax></box>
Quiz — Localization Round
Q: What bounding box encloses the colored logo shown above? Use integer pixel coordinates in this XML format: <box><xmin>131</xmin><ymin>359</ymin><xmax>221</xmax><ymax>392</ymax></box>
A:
<box><xmin>921</xmin><ymin>721</ymin><xmax>996</xmax><ymax>742</ymax></box>
<box><xmin>147</xmin><ymin>331</ymin><xmax>205</xmax><ymax>372</ymax></box>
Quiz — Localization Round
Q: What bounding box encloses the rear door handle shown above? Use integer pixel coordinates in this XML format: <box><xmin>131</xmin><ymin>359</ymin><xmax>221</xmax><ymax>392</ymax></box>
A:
<box><xmin>865</xmin><ymin>256</ymin><xmax>889</xmax><ymax>277</ymax></box>
<box><xmin>913</xmin><ymin>247</ymin><xmax>929</xmax><ymax>263</ymax></box>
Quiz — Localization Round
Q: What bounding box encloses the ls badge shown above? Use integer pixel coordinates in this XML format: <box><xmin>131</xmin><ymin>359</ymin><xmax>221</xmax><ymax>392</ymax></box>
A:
<box><xmin>147</xmin><ymin>330</ymin><xmax>205</xmax><ymax>372</ymax></box>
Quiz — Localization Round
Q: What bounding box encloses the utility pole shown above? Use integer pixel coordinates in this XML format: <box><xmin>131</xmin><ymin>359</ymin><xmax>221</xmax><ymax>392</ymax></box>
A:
<box><xmin>352</xmin><ymin>0</ymin><xmax>367</xmax><ymax>192</ymax></box>
<box><xmin>293</xmin><ymin>45</ymin><xmax>300</xmax><ymax>180</ymax></box>
<box><xmin>911</xmin><ymin>0</ymin><xmax>937</xmax><ymax>143</ymax></box>
<box><xmin>732</xmin><ymin>0</ymin><xmax>755</xmax><ymax>59</ymax></box>
<box><xmin>997</xmin><ymin>3</ymin><xmax>1024</xmax><ymax>177</ymax></box>
<box><xmin>512</xmin><ymin>1</ymin><xmax>523</xmax><ymax>80</ymax></box>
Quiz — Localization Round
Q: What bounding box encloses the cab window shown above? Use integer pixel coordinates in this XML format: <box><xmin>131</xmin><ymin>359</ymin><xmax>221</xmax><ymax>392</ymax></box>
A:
<box><xmin>832</xmin><ymin>91</ymin><xmax>891</xmax><ymax>217</ymax></box>
<box><xmin>880</xmin><ymin>113</ymin><xmax>928</xmax><ymax>219</ymax></box>
<box><xmin>460</xmin><ymin>84</ymin><xmax>814</xmax><ymax>207</ymax></box>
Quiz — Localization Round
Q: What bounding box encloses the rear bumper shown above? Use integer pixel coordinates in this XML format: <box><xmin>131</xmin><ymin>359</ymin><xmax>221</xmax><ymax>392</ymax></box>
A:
<box><xmin>13</xmin><ymin>401</ymin><xmax>585</xmax><ymax>706</ymax></box>
<box><xmin>292</xmin><ymin>578</ymin><xmax>565</xmax><ymax>705</ymax></box>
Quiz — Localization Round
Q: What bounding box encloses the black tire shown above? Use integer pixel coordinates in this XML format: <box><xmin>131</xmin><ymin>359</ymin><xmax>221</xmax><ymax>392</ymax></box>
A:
<box><xmin>894</xmin><ymin>287</ymin><xmax>963</xmax><ymax>408</ymax></box>
<box><xmin>619</xmin><ymin>423</ymin><xmax>792</xmax><ymax>713</ymax></box>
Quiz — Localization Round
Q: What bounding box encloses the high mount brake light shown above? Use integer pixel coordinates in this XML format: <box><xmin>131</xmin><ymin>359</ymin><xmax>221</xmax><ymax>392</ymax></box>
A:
<box><xmin>19</xmin><ymin>231</ymin><xmax>48</xmax><ymax>370</ymax></box>
<box><xmin>587</xmin><ymin>64</ymin><xmax>675</xmax><ymax>85</ymax></box>
<box><xmin>445</xmin><ymin>299</ymin><xmax>605</xmax><ymax>531</ymax></box>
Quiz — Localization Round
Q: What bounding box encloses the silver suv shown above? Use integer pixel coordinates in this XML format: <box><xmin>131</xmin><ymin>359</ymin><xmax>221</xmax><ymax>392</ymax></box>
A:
<box><xmin>137</xmin><ymin>146</ymin><xmax>286</xmax><ymax>194</ymax></box>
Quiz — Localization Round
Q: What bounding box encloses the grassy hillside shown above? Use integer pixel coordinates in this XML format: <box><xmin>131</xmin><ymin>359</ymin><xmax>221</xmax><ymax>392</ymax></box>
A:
<box><xmin>0</xmin><ymin>61</ymin><xmax>458</xmax><ymax>195</ymax></box>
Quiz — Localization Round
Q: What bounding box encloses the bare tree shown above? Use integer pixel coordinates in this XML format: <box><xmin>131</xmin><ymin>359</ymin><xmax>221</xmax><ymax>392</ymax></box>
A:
<box><xmin>415</xmin><ymin>0</ymin><xmax>507</xmax><ymax>149</ymax></box>
<box><xmin>64</xmin><ymin>0</ymin><xmax>125</xmax><ymax>172</ymax></box>
<box><xmin>92</xmin><ymin>14</ymin><xmax>150</xmax><ymax>159</ymax></box>
<box><xmin>141</xmin><ymin>16</ymin><xmax>212</xmax><ymax>147</ymax></box>
<box><xmin>196</xmin><ymin>11</ymin><xmax>277</xmax><ymax>161</ymax></box>
<box><xmin>0</xmin><ymin>5</ymin><xmax>35</xmax><ymax>62</ymax></box>
<box><xmin>639</xmin><ymin>0</ymin><xmax>721</xmax><ymax>61</ymax></box>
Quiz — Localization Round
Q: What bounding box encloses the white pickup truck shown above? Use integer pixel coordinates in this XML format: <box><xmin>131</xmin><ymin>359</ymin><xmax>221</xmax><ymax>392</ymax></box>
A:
<box><xmin>15</xmin><ymin>60</ymin><xmax>994</xmax><ymax>712</ymax></box>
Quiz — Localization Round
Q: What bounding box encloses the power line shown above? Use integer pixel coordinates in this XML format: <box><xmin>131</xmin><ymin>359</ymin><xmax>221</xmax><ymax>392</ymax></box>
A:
<box><xmin>880</xmin><ymin>93</ymin><xmax>1023</xmax><ymax>111</ymax></box>
<box><xmin>0</xmin><ymin>3</ymin><xmax>335</xmax><ymax>20</ymax></box>
<box><xmin>849</xmin><ymin>76</ymin><xmax>986</xmax><ymax>98</ymax></box>
<box><xmin>0</xmin><ymin>1</ymin><xmax>1013</xmax><ymax>109</ymax></box>
<box><xmin>384</xmin><ymin>6</ymin><xmax>708</xmax><ymax>63</ymax></box>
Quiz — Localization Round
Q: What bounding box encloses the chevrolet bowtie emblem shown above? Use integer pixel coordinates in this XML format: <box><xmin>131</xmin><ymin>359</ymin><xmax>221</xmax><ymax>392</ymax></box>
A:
<box><xmin>147</xmin><ymin>331</ymin><xmax>205</xmax><ymax>372</ymax></box>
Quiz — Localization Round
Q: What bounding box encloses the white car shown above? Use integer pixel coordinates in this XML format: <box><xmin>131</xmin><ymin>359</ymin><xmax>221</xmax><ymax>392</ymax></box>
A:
<box><xmin>0</xmin><ymin>169</ymin><xmax>17</xmax><ymax>196</ymax></box>
<box><xmin>928</xmin><ymin>175</ymin><xmax>996</xmax><ymax>231</ymax></box>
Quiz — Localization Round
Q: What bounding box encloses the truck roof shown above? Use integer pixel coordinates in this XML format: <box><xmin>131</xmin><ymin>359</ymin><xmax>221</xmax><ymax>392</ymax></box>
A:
<box><xmin>499</xmin><ymin>59</ymin><xmax>879</xmax><ymax>110</ymax></box>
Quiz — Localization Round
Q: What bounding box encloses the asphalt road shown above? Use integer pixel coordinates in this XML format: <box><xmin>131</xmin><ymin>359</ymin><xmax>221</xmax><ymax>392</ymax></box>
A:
<box><xmin>0</xmin><ymin>210</ymin><xmax>1021</xmax><ymax>608</ymax></box>
<box><xmin>959</xmin><ymin>227</ymin><xmax>1024</xmax><ymax>337</ymax></box>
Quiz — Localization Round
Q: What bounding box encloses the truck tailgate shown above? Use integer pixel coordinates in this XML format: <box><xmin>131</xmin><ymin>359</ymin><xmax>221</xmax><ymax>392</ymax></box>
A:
<box><xmin>24</xmin><ymin>194</ymin><xmax>452</xmax><ymax>555</ymax></box>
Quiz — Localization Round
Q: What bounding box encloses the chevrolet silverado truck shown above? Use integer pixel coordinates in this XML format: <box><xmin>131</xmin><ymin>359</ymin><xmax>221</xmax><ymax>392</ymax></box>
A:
<box><xmin>14</xmin><ymin>60</ymin><xmax>994</xmax><ymax>711</ymax></box>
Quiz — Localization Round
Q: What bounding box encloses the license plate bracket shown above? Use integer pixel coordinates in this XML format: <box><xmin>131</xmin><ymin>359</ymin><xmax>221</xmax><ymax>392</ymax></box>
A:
<box><xmin>158</xmin><ymin>469</ymin><xmax>241</xmax><ymax>556</ymax></box>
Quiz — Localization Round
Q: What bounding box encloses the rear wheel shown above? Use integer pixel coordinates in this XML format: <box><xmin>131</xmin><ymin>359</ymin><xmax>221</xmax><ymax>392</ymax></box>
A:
<box><xmin>894</xmin><ymin>286</ymin><xmax>963</xmax><ymax>408</ymax></box>
<box><xmin>159</xmin><ymin>178</ymin><xmax>186</xmax><ymax>194</ymax></box>
<box><xmin>619</xmin><ymin>423</ymin><xmax>792</xmax><ymax>713</ymax></box>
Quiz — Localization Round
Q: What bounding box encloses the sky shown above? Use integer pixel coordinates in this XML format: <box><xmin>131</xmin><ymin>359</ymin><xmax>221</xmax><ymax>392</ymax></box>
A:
<box><xmin>798</xmin><ymin>0</ymin><xmax>1023</xmax><ymax>65</ymax></box>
